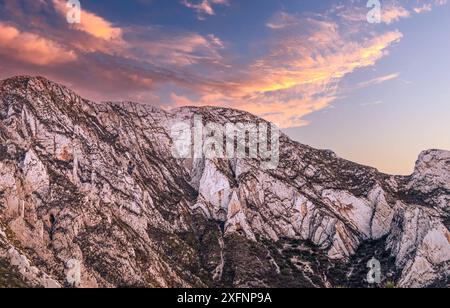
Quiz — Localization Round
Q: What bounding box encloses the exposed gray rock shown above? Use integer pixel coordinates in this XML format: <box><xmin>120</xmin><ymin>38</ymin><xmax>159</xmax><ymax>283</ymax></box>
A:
<box><xmin>0</xmin><ymin>76</ymin><xmax>448</xmax><ymax>288</ymax></box>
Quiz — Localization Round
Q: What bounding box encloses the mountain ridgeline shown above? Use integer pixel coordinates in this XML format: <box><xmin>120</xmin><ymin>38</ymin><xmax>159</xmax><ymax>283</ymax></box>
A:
<box><xmin>0</xmin><ymin>76</ymin><xmax>449</xmax><ymax>288</ymax></box>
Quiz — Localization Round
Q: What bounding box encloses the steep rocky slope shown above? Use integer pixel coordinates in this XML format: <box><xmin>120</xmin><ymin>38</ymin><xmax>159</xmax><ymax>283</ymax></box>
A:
<box><xmin>0</xmin><ymin>76</ymin><xmax>448</xmax><ymax>288</ymax></box>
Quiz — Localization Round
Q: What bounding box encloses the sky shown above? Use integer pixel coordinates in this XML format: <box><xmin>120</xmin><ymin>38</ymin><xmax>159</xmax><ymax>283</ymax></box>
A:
<box><xmin>0</xmin><ymin>0</ymin><xmax>449</xmax><ymax>175</ymax></box>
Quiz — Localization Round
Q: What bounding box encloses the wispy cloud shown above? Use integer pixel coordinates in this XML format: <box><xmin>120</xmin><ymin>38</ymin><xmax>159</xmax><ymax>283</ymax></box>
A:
<box><xmin>334</xmin><ymin>0</ymin><xmax>448</xmax><ymax>25</ymax></box>
<box><xmin>0</xmin><ymin>0</ymin><xmax>446</xmax><ymax>128</ymax></box>
<box><xmin>383</xmin><ymin>3</ymin><xmax>411</xmax><ymax>24</ymax></box>
<box><xmin>173</xmin><ymin>13</ymin><xmax>403</xmax><ymax>127</ymax></box>
<box><xmin>360</xmin><ymin>100</ymin><xmax>384</xmax><ymax>107</ymax></box>
<box><xmin>266</xmin><ymin>12</ymin><xmax>301</xmax><ymax>29</ymax></box>
<box><xmin>181</xmin><ymin>0</ymin><xmax>230</xmax><ymax>20</ymax></box>
<box><xmin>356</xmin><ymin>73</ymin><xmax>400</xmax><ymax>89</ymax></box>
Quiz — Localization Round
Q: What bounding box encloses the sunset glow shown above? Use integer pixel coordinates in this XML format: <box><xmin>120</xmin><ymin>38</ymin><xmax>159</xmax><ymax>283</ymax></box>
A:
<box><xmin>0</xmin><ymin>0</ymin><xmax>449</xmax><ymax>174</ymax></box>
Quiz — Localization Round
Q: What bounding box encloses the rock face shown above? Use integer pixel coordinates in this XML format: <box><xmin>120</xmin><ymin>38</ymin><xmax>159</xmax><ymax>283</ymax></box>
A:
<box><xmin>0</xmin><ymin>76</ymin><xmax>449</xmax><ymax>288</ymax></box>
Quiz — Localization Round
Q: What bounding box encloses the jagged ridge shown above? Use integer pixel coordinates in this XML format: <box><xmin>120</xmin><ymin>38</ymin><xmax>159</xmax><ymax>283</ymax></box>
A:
<box><xmin>0</xmin><ymin>76</ymin><xmax>449</xmax><ymax>288</ymax></box>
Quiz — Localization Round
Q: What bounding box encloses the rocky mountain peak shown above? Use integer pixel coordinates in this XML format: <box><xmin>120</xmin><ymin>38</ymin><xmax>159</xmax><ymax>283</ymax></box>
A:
<box><xmin>414</xmin><ymin>149</ymin><xmax>450</xmax><ymax>181</ymax></box>
<box><xmin>1</xmin><ymin>75</ymin><xmax>72</xmax><ymax>97</ymax></box>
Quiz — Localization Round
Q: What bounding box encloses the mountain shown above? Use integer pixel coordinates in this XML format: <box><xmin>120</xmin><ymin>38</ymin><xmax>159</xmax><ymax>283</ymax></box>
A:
<box><xmin>0</xmin><ymin>76</ymin><xmax>449</xmax><ymax>288</ymax></box>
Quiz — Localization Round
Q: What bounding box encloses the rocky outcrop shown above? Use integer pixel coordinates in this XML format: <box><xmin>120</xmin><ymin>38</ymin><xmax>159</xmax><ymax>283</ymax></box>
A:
<box><xmin>0</xmin><ymin>76</ymin><xmax>448</xmax><ymax>288</ymax></box>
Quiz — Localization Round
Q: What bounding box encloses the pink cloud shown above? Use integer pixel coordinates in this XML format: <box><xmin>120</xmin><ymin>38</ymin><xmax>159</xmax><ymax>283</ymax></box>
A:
<box><xmin>0</xmin><ymin>0</ymin><xmax>229</xmax><ymax>102</ymax></box>
<box><xmin>382</xmin><ymin>4</ymin><xmax>411</xmax><ymax>24</ymax></box>
<box><xmin>0</xmin><ymin>22</ymin><xmax>77</xmax><ymax>66</ymax></box>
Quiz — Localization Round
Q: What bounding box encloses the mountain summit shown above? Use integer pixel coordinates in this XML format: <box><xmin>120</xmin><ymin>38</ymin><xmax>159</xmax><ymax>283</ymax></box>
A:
<box><xmin>0</xmin><ymin>76</ymin><xmax>449</xmax><ymax>288</ymax></box>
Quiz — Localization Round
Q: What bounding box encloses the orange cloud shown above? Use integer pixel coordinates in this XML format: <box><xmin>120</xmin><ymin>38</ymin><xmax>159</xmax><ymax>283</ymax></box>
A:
<box><xmin>52</xmin><ymin>0</ymin><xmax>122</xmax><ymax>41</ymax></box>
<box><xmin>236</xmin><ymin>96</ymin><xmax>335</xmax><ymax>128</ymax></box>
<box><xmin>175</xmin><ymin>17</ymin><xmax>403</xmax><ymax>128</ymax></box>
<box><xmin>0</xmin><ymin>22</ymin><xmax>77</xmax><ymax>66</ymax></box>
<box><xmin>382</xmin><ymin>4</ymin><xmax>411</xmax><ymax>24</ymax></box>
<box><xmin>226</xmin><ymin>15</ymin><xmax>403</xmax><ymax>127</ymax></box>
